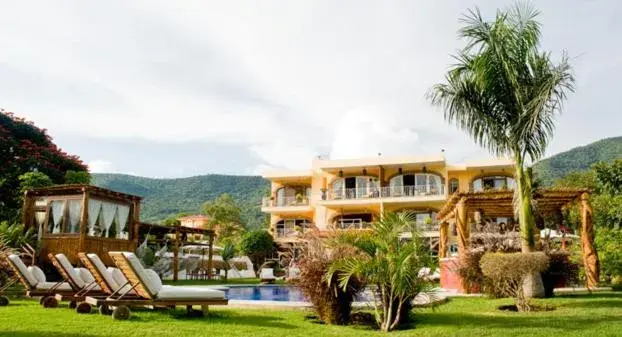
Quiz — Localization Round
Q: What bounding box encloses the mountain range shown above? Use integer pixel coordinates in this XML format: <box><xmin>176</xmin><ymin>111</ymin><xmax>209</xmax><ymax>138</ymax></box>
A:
<box><xmin>92</xmin><ymin>136</ymin><xmax>622</xmax><ymax>226</ymax></box>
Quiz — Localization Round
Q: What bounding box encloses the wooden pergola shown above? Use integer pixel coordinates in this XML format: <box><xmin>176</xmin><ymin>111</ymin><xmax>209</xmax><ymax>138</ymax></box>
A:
<box><xmin>436</xmin><ymin>188</ymin><xmax>600</xmax><ymax>287</ymax></box>
<box><xmin>138</xmin><ymin>223</ymin><xmax>216</xmax><ymax>281</ymax></box>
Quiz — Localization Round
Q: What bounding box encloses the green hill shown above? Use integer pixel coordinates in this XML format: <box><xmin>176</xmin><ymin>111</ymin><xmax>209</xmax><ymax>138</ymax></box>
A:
<box><xmin>533</xmin><ymin>136</ymin><xmax>622</xmax><ymax>185</ymax></box>
<box><xmin>91</xmin><ymin>173</ymin><xmax>269</xmax><ymax>228</ymax></box>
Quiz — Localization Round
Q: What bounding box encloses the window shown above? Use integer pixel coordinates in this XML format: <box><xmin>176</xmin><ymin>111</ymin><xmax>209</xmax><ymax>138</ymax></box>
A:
<box><xmin>86</xmin><ymin>199</ymin><xmax>131</xmax><ymax>240</ymax></box>
<box><xmin>389</xmin><ymin>173</ymin><xmax>443</xmax><ymax>196</ymax></box>
<box><xmin>44</xmin><ymin>198</ymin><xmax>83</xmax><ymax>234</ymax></box>
<box><xmin>449</xmin><ymin>244</ymin><xmax>459</xmax><ymax>256</ymax></box>
<box><xmin>449</xmin><ymin>178</ymin><xmax>459</xmax><ymax>193</ymax></box>
<box><xmin>275</xmin><ymin>219</ymin><xmax>311</xmax><ymax>237</ymax></box>
<box><xmin>333</xmin><ymin>214</ymin><xmax>373</xmax><ymax>229</ymax></box>
<box><xmin>472</xmin><ymin>176</ymin><xmax>516</xmax><ymax>192</ymax></box>
<box><xmin>332</xmin><ymin>176</ymin><xmax>378</xmax><ymax>199</ymax></box>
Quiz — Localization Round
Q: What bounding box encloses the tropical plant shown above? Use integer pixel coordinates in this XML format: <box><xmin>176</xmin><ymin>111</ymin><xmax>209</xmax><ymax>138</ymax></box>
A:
<box><xmin>0</xmin><ymin>222</ymin><xmax>37</xmax><ymax>249</ymax></box>
<box><xmin>294</xmin><ymin>236</ymin><xmax>362</xmax><ymax>325</ymax></box>
<box><xmin>428</xmin><ymin>3</ymin><xmax>574</xmax><ymax>252</ymax></box>
<box><xmin>239</xmin><ymin>230</ymin><xmax>274</xmax><ymax>277</ymax></box>
<box><xmin>221</xmin><ymin>243</ymin><xmax>237</xmax><ymax>281</ymax></box>
<box><xmin>327</xmin><ymin>212</ymin><xmax>435</xmax><ymax>332</ymax></box>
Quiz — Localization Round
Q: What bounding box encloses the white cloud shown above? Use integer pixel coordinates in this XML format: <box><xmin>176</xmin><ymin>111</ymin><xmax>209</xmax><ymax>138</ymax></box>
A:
<box><xmin>0</xmin><ymin>1</ymin><xmax>620</xmax><ymax>177</ymax></box>
<box><xmin>88</xmin><ymin>160</ymin><xmax>115</xmax><ymax>174</ymax></box>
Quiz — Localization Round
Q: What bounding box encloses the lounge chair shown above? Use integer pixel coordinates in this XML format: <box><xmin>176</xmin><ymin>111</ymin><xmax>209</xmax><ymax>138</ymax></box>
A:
<box><xmin>85</xmin><ymin>252</ymin><xmax>228</xmax><ymax>320</ymax></box>
<box><xmin>48</xmin><ymin>253</ymin><xmax>108</xmax><ymax>312</ymax></box>
<box><xmin>3</xmin><ymin>254</ymin><xmax>73</xmax><ymax>307</ymax></box>
<box><xmin>259</xmin><ymin>268</ymin><xmax>276</xmax><ymax>284</ymax></box>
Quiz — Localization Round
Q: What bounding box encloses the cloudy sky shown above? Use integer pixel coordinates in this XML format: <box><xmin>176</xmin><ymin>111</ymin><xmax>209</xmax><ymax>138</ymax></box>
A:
<box><xmin>1</xmin><ymin>1</ymin><xmax>620</xmax><ymax>177</ymax></box>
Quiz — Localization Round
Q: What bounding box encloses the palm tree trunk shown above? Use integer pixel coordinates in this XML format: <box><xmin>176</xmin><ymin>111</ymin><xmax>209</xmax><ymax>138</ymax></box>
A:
<box><xmin>514</xmin><ymin>157</ymin><xmax>536</xmax><ymax>252</ymax></box>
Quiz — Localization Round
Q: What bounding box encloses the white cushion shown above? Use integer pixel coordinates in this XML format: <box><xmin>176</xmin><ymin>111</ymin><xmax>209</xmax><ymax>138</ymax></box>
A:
<box><xmin>260</xmin><ymin>268</ymin><xmax>275</xmax><ymax>279</ymax></box>
<box><xmin>121</xmin><ymin>252</ymin><xmax>161</xmax><ymax>296</ymax></box>
<box><xmin>55</xmin><ymin>254</ymin><xmax>85</xmax><ymax>288</ymax></box>
<box><xmin>87</xmin><ymin>253</ymin><xmax>119</xmax><ymax>291</ymax></box>
<box><xmin>156</xmin><ymin>285</ymin><xmax>225</xmax><ymax>300</ymax></box>
<box><xmin>144</xmin><ymin>269</ymin><xmax>162</xmax><ymax>291</ymax></box>
<box><xmin>75</xmin><ymin>268</ymin><xmax>101</xmax><ymax>291</ymax></box>
<box><xmin>28</xmin><ymin>266</ymin><xmax>47</xmax><ymax>283</ymax></box>
<box><xmin>105</xmin><ymin>267</ymin><xmax>136</xmax><ymax>295</ymax></box>
<box><xmin>8</xmin><ymin>254</ymin><xmax>38</xmax><ymax>287</ymax></box>
<box><xmin>35</xmin><ymin>281</ymin><xmax>73</xmax><ymax>291</ymax></box>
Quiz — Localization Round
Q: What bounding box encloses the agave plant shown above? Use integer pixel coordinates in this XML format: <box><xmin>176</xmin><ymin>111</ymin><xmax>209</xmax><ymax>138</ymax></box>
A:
<box><xmin>326</xmin><ymin>211</ymin><xmax>436</xmax><ymax>332</ymax></box>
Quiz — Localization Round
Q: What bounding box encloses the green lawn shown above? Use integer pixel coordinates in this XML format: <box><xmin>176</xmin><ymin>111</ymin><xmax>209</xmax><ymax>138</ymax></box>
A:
<box><xmin>0</xmin><ymin>292</ymin><xmax>620</xmax><ymax>336</ymax></box>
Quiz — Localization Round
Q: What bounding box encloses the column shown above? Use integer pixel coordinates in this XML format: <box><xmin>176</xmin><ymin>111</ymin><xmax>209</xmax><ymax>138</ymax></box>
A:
<box><xmin>580</xmin><ymin>193</ymin><xmax>600</xmax><ymax>288</ymax></box>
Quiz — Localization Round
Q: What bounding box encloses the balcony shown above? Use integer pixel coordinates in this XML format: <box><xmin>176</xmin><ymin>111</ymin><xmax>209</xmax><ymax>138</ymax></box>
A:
<box><xmin>261</xmin><ymin>195</ymin><xmax>313</xmax><ymax>214</ymax></box>
<box><xmin>320</xmin><ymin>185</ymin><xmax>445</xmax><ymax>202</ymax></box>
<box><xmin>274</xmin><ymin>223</ymin><xmax>312</xmax><ymax>239</ymax></box>
<box><xmin>334</xmin><ymin>219</ymin><xmax>371</xmax><ymax>230</ymax></box>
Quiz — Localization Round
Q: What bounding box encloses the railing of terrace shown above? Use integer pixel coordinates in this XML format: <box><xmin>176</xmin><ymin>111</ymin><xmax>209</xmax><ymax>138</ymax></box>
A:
<box><xmin>327</xmin><ymin>185</ymin><xmax>445</xmax><ymax>200</ymax></box>
<box><xmin>262</xmin><ymin>196</ymin><xmax>310</xmax><ymax>207</ymax></box>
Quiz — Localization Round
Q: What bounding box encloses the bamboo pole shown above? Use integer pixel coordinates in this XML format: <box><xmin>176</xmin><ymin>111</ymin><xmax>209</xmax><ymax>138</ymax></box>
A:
<box><xmin>207</xmin><ymin>234</ymin><xmax>214</xmax><ymax>280</ymax></box>
<box><xmin>173</xmin><ymin>230</ymin><xmax>180</xmax><ymax>282</ymax></box>
<box><xmin>456</xmin><ymin>199</ymin><xmax>468</xmax><ymax>260</ymax></box>
<box><xmin>438</xmin><ymin>221</ymin><xmax>448</xmax><ymax>259</ymax></box>
<box><xmin>580</xmin><ymin>192</ymin><xmax>600</xmax><ymax>288</ymax></box>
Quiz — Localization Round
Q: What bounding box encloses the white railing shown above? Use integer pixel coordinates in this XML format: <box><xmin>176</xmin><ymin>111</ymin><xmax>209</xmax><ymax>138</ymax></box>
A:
<box><xmin>334</xmin><ymin>220</ymin><xmax>371</xmax><ymax>230</ymax></box>
<box><xmin>325</xmin><ymin>184</ymin><xmax>445</xmax><ymax>201</ymax></box>
<box><xmin>276</xmin><ymin>227</ymin><xmax>311</xmax><ymax>238</ymax></box>
<box><xmin>262</xmin><ymin>196</ymin><xmax>310</xmax><ymax>207</ymax></box>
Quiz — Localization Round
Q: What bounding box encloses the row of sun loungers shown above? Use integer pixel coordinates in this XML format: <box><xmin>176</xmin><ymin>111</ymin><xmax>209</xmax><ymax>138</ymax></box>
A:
<box><xmin>2</xmin><ymin>251</ymin><xmax>228</xmax><ymax>319</ymax></box>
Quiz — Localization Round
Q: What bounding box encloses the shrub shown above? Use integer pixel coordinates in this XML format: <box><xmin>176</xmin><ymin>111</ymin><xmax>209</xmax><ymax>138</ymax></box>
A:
<box><xmin>293</xmin><ymin>237</ymin><xmax>362</xmax><ymax>325</ymax></box>
<box><xmin>239</xmin><ymin>230</ymin><xmax>274</xmax><ymax>276</ymax></box>
<box><xmin>458</xmin><ymin>249</ymin><xmax>503</xmax><ymax>297</ymax></box>
<box><xmin>480</xmin><ymin>252</ymin><xmax>550</xmax><ymax>311</ymax></box>
<box><xmin>541</xmin><ymin>251</ymin><xmax>579</xmax><ymax>297</ymax></box>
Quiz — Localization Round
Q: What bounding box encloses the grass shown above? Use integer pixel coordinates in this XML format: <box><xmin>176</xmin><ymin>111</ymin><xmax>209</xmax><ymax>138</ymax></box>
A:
<box><xmin>0</xmin><ymin>292</ymin><xmax>620</xmax><ymax>336</ymax></box>
<box><xmin>163</xmin><ymin>278</ymin><xmax>285</xmax><ymax>286</ymax></box>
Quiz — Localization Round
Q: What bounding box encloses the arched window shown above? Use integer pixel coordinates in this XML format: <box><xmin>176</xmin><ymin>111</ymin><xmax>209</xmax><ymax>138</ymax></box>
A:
<box><xmin>275</xmin><ymin>186</ymin><xmax>310</xmax><ymax>206</ymax></box>
<box><xmin>449</xmin><ymin>178</ymin><xmax>459</xmax><ymax>194</ymax></box>
<box><xmin>332</xmin><ymin>176</ymin><xmax>378</xmax><ymax>199</ymax></box>
<box><xmin>472</xmin><ymin>176</ymin><xmax>516</xmax><ymax>192</ymax></box>
<box><xmin>389</xmin><ymin>173</ymin><xmax>443</xmax><ymax>196</ymax></box>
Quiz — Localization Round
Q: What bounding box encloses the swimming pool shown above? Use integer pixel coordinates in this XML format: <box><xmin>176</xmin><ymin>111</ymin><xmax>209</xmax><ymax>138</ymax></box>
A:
<box><xmin>223</xmin><ymin>285</ymin><xmax>371</xmax><ymax>302</ymax></box>
<box><xmin>224</xmin><ymin>285</ymin><xmax>306</xmax><ymax>302</ymax></box>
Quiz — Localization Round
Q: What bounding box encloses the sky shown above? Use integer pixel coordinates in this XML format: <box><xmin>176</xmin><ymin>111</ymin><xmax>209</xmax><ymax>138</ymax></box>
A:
<box><xmin>1</xmin><ymin>1</ymin><xmax>620</xmax><ymax>178</ymax></box>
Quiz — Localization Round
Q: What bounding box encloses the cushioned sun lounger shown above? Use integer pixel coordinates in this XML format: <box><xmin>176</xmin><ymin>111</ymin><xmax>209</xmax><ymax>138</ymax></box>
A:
<box><xmin>48</xmin><ymin>253</ymin><xmax>108</xmax><ymax>312</ymax></box>
<box><xmin>4</xmin><ymin>254</ymin><xmax>73</xmax><ymax>307</ymax></box>
<box><xmin>85</xmin><ymin>252</ymin><xmax>228</xmax><ymax>320</ymax></box>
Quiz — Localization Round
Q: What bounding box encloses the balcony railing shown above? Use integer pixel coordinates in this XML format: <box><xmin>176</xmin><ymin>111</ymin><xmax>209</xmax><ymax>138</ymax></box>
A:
<box><xmin>324</xmin><ymin>185</ymin><xmax>445</xmax><ymax>201</ymax></box>
<box><xmin>334</xmin><ymin>220</ymin><xmax>371</xmax><ymax>230</ymax></box>
<box><xmin>262</xmin><ymin>196</ymin><xmax>310</xmax><ymax>208</ymax></box>
<box><xmin>275</xmin><ymin>227</ymin><xmax>311</xmax><ymax>238</ymax></box>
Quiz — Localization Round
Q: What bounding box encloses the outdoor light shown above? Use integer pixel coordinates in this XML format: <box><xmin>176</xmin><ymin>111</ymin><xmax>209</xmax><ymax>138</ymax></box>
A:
<box><xmin>398</xmin><ymin>167</ymin><xmax>402</xmax><ymax>174</ymax></box>
<box><xmin>422</xmin><ymin>165</ymin><xmax>427</xmax><ymax>173</ymax></box>
<box><xmin>338</xmin><ymin>170</ymin><xmax>343</xmax><ymax>177</ymax></box>
<box><xmin>362</xmin><ymin>168</ymin><xmax>367</xmax><ymax>176</ymax></box>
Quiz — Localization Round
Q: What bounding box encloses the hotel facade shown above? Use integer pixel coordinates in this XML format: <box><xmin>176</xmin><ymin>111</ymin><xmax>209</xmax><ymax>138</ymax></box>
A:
<box><xmin>261</xmin><ymin>155</ymin><xmax>516</xmax><ymax>258</ymax></box>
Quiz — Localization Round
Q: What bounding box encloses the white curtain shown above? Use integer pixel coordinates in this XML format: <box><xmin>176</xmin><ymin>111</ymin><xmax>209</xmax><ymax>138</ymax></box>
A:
<box><xmin>67</xmin><ymin>200</ymin><xmax>82</xmax><ymax>233</ymax></box>
<box><xmin>88</xmin><ymin>200</ymin><xmax>102</xmax><ymax>236</ymax></box>
<box><xmin>51</xmin><ymin>200</ymin><xmax>66</xmax><ymax>234</ymax></box>
<box><xmin>101</xmin><ymin>202</ymin><xmax>118</xmax><ymax>238</ymax></box>
<box><xmin>116</xmin><ymin>204</ymin><xmax>130</xmax><ymax>239</ymax></box>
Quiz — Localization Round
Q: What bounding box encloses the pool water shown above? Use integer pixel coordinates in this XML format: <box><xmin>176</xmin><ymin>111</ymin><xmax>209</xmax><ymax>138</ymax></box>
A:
<box><xmin>224</xmin><ymin>285</ymin><xmax>306</xmax><ymax>302</ymax></box>
<box><xmin>223</xmin><ymin>285</ymin><xmax>371</xmax><ymax>302</ymax></box>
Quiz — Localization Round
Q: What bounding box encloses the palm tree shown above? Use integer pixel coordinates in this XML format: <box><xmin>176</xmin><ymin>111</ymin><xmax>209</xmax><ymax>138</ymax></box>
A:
<box><xmin>428</xmin><ymin>3</ymin><xmax>574</xmax><ymax>252</ymax></box>
<box><xmin>326</xmin><ymin>212</ymin><xmax>435</xmax><ymax>332</ymax></box>
<box><xmin>221</xmin><ymin>243</ymin><xmax>237</xmax><ymax>282</ymax></box>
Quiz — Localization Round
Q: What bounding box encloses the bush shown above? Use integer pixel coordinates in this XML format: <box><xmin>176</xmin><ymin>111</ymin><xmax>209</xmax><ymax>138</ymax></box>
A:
<box><xmin>458</xmin><ymin>249</ymin><xmax>503</xmax><ymax>297</ymax></box>
<box><xmin>293</xmin><ymin>238</ymin><xmax>362</xmax><ymax>325</ymax></box>
<box><xmin>239</xmin><ymin>230</ymin><xmax>274</xmax><ymax>276</ymax></box>
<box><xmin>541</xmin><ymin>251</ymin><xmax>579</xmax><ymax>297</ymax></box>
<box><xmin>480</xmin><ymin>252</ymin><xmax>549</xmax><ymax>311</ymax></box>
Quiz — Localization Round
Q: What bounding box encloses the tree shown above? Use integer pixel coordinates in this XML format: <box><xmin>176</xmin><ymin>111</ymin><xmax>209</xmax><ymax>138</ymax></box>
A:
<box><xmin>221</xmin><ymin>243</ymin><xmax>237</xmax><ymax>281</ymax></box>
<box><xmin>0</xmin><ymin>110</ymin><xmax>87</xmax><ymax>222</ymax></box>
<box><xmin>202</xmin><ymin>194</ymin><xmax>245</xmax><ymax>244</ymax></box>
<box><xmin>239</xmin><ymin>230</ymin><xmax>274</xmax><ymax>276</ymax></box>
<box><xmin>18</xmin><ymin>172</ymin><xmax>53</xmax><ymax>194</ymax></box>
<box><xmin>64</xmin><ymin>170</ymin><xmax>91</xmax><ymax>184</ymax></box>
<box><xmin>327</xmin><ymin>212</ymin><xmax>435</xmax><ymax>332</ymax></box>
<box><xmin>429</xmin><ymin>3</ymin><xmax>574</xmax><ymax>252</ymax></box>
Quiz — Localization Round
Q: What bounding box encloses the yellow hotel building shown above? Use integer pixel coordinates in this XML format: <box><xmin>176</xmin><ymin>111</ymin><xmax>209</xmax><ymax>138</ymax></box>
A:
<box><xmin>261</xmin><ymin>154</ymin><xmax>515</xmax><ymax>257</ymax></box>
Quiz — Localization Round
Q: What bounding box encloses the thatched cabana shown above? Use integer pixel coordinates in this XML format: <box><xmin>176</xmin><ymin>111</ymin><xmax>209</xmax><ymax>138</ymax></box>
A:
<box><xmin>437</xmin><ymin>188</ymin><xmax>599</xmax><ymax>287</ymax></box>
<box><xmin>138</xmin><ymin>223</ymin><xmax>216</xmax><ymax>281</ymax></box>
<box><xmin>23</xmin><ymin>185</ymin><xmax>142</xmax><ymax>266</ymax></box>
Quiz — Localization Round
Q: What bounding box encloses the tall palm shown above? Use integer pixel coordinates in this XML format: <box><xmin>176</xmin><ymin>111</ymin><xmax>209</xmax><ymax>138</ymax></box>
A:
<box><xmin>428</xmin><ymin>3</ymin><xmax>574</xmax><ymax>252</ymax></box>
<box><xmin>326</xmin><ymin>211</ymin><xmax>435</xmax><ymax>332</ymax></box>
